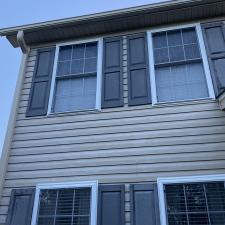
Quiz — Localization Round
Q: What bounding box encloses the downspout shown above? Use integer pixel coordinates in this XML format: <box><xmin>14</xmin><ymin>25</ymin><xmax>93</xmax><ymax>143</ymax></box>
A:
<box><xmin>0</xmin><ymin>30</ymin><xmax>29</xmax><ymax>205</ymax></box>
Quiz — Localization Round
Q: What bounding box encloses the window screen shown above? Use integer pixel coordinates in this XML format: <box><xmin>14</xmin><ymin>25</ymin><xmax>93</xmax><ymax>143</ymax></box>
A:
<box><xmin>152</xmin><ymin>27</ymin><xmax>209</xmax><ymax>102</ymax></box>
<box><xmin>165</xmin><ymin>182</ymin><xmax>225</xmax><ymax>225</ymax></box>
<box><xmin>53</xmin><ymin>42</ymin><xmax>98</xmax><ymax>112</ymax></box>
<box><xmin>37</xmin><ymin>187</ymin><xmax>91</xmax><ymax>225</ymax></box>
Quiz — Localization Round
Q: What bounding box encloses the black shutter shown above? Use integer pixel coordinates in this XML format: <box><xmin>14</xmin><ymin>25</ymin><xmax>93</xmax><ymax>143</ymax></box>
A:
<box><xmin>26</xmin><ymin>47</ymin><xmax>55</xmax><ymax>117</ymax></box>
<box><xmin>6</xmin><ymin>189</ymin><xmax>35</xmax><ymax>225</ymax></box>
<box><xmin>102</xmin><ymin>37</ymin><xmax>123</xmax><ymax>108</ymax></box>
<box><xmin>127</xmin><ymin>33</ymin><xmax>151</xmax><ymax>106</ymax></box>
<box><xmin>98</xmin><ymin>185</ymin><xmax>125</xmax><ymax>225</ymax></box>
<box><xmin>130</xmin><ymin>183</ymin><xmax>160</xmax><ymax>225</ymax></box>
<box><xmin>202</xmin><ymin>22</ymin><xmax>225</xmax><ymax>97</ymax></box>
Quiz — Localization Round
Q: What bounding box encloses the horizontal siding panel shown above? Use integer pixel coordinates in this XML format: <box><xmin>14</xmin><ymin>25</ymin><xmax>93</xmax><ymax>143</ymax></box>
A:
<box><xmin>4</xmin><ymin>168</ymin><xmax>225</xmax><ymax>189</ymax></box>
<box><xmin>7</xmin><ymin>151</ymin><xmax>225</xmax><ymax>172</ymax></box>
<box><xmin>14</xmin><ymin>111</ymin><xmax>225</xmax><ymax>134</ymax></box>
<box><xmin>11</xmin><ymin>126</ymin><xmax>225</xmax><ymax>148</ymax></box>
<box><xmin>13</xmin><ymin>117</ymin><xmax>225</xmax><ymax>141</ymax></box>
<box><xmin>16</xmin><ymin>101</ymin><xmax>221</xmax><ymax>126</ymax></box>
<box><xmin>5</xmin><ymin>160</ymin><xmax>225</xmax><ymax>180</ymax></box>
<box><xmin>10</xmin><ymin>134</ymin><xmax>225</xmax><ymax>156</ymax></box>
<box><xmin>9</xmin><ymin>142</ymin><xmax>225</xmax><ymax>161</ymax></box>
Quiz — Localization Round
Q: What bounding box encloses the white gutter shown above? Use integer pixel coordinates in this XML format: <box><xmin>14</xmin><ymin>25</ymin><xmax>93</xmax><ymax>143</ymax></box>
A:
<box><xmin>0</xmin><ymin>32</ymin><xmax>29</xmax><ymax>204</ymax></box>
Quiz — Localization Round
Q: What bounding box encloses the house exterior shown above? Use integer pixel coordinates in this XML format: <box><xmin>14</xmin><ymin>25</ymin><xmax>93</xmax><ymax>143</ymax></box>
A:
<box><xmin>1</xmin><ymin>0</ymin><xmax>225</xmax><ymax>225</ymax></box>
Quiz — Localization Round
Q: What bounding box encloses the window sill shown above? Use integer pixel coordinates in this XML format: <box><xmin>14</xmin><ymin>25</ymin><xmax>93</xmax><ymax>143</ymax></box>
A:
<box><xmin>152</xmin><ymin>97</ymin><xmax>216</xmax><ymax>108</ymax></box>
<box><xmin>47</xmin><ymin>108</ymin><xmax>101</xmax><ymax>117</ymax></box>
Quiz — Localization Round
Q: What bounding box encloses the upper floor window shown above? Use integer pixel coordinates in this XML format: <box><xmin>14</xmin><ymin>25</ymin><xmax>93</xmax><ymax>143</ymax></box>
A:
<box><xmin>49</xmin><ymin>39</ymin><xmax>102</xmax><ymax>113</ymax></box>
<box><xmin>148</xmin><ymin>25</ymin><xmax>215</xmax><ymax>104</ymax></box>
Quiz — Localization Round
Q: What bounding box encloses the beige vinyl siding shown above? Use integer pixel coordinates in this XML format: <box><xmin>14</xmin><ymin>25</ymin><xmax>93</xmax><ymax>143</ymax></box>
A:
<box><xmin>1</xmin><ymin>32</ymin><xmax>225</xmax><ymax>225</ymax></box>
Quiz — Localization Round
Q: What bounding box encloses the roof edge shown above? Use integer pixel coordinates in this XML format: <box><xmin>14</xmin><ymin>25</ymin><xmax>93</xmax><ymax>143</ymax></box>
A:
<box><xmin>0</xmin><ymin>0</ymin><xmax>199</xmax><ymax>36</ymax></box>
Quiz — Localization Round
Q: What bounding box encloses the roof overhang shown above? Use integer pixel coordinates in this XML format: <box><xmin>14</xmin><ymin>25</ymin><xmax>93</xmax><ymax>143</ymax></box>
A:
<box><xmin>1</xmin><ymin>0</ymin><xmax>225</xmax><ymax>48</ymax></box>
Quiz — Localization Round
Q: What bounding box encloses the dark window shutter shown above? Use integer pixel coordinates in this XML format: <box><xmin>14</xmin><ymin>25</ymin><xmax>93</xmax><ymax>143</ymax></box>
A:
<box><xmin>127</xmin><ymin>33</ymin><xmax>151</xmax><ymax>106</ymax></box>
<box><xmin>130</xmin><ymin>183</ymin><xmax>160</xmax><ymax>225</ymax></box>
<box><xmin>102</xmin><ymin>37</ymin><xmax>123</xmax><ymax>108</ymax></box>
<box><xmin>26</xmin><ymin>47</ymin><xmax>55</xmax><ymax>117</ymax></box>
<box><xmin>201</xmin><ymin>22</ymin><xmax>225</xmax><ymax>97</ymax></box>
<box><xmin>98</xmin><ymin>185</ymin><xmax>125</xmax><ymax>225</ymax></box>
<box><xmin>6</xmin><ymin>189</ymin><xmax>35</xmax><ymax>225</ymax></box>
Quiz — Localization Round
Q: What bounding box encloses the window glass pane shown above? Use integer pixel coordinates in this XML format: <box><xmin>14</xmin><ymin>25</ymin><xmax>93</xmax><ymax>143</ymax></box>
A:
<box><xmin>38</xmin><ymin>217</ymin><xmax>54</xmax><ymax>225</ymax></box>
<box><xmin>167</xmin><ymin>29</ymin><xmax>182</xmax><ymax>46</ymax></box>
<box><xmin>168</xmin><ymin>214</ymin><xmax>188</xmax><ymax>225</ymax></box>
<box><xmin>55</xmin><ymin>79</ymin><xmax>71</xmax><ymax>97</ymax></box>
<box><xmin>71</xmin><ymin>59</ymin><xmax>84</xmax><ymax>74</ymax></box>
<box><xmin>169</xmin><ymin>46</ymin><xmax>185</xmax><ymax>62</ymax></box>
<box><xmin>54</xmin><ymin>77</ymin><xmax>96</xmax><ymax>112</ymax></box>
<box><xmin>182</xmin><ymin>28</ymin><xmax>198</xmax><ymax>44</ymax></box>
<box><xmin>56</xmin><ymin>189</ymin><xmax>74</xmax><ymax>215</ymax></box>
<box><xmin>206</xmin><ymin>183</ymin><xmax>225</xmax><ymax>211</ymax></box>
<box><xmin>39</xmin><ymin>190</ymin><xmax>57</xmax><ymax>216</ymax></box>
<box><xmin>55</xmin><ymin>217</ymin><xmax>72</xmax><ymax>225</ymax></box>
<box><xmin>73</xmin><ymin>216</ymin><xmax>90</xmax><ymax>225</ymax></box>
<box><xmin>59</xmin><ymin>45</ymin><xmax>72</xmax><ymax>61</ymax></box>
<box><xmin>72</xmin><ymin>44</ymin><xmax>85</xmax><ymax>59</ymax></box>
<box><xmin>165</xmin><ymin>184</ymin><xmax>186</xmax><ymax>212</ymax></box>
<box><xmin>188</xmin><ymin>213</ymin><xmax>210</xmax><ymax>225</ymax></box>
<box><xmin>184</xmin><ymin>44</ymin><xmax>200</xmax><ymax>60</ymax></box>
<box><xmin>57</xmin><ymin>61</ymin><xmax>71</xmax><ymax>76</ymax></box>
<box><xmin>74</xmin><ymin>188</ymin><xmax>91</xmax><ymax>215</ymax></box>
<box><xmin>154</xmin><ymin>48</ymin><xmax>169</xmax><ymax>64</ymax></box>
<box><xmin>86</xmin><ymin>42</ymin><xmax>97</xmax><ymax>58</ymax></box>
<box><xmin>156</xmin><ymin>63</ymin><xmax>208</xmax><ymax>102</ymax></box>
<box><xmin>153</xmin><ymin>32</ymin><xmax>167</xmax><ymax>48</ymax></box>
<box><xmin>185</xmin><ymin>184</ymin><xmax>207</xmax><ymax>212</ymax></box>
<box><xmin>210</xmin><ymin>213</ymin><xmax>225</xmax><ymax>225</ymax></box>
<box><xmin>84</xmin><ymin>58</ymin><xmax>97</xmax><ymax>73</ymax></box>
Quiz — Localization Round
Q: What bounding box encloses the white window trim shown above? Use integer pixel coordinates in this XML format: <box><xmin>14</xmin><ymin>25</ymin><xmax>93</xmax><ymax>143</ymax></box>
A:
<box><xmin>147</xmin><ymin>23</ymin><xmax>215</xmax><ymax>105</ymax></box>
<box><xmin>31</xmin><ymin>180</ymin><xmax>98</xmax><ymax>225</ymax></box>
<box><xmin>157</xmin><ymin>174</ymin><xmax>225</xmax><ymax>225</ymax></box>
<box><xmin>47</xmin><ymin>38</ymin><xmax>103</xmax><ymax>115</ymax></box>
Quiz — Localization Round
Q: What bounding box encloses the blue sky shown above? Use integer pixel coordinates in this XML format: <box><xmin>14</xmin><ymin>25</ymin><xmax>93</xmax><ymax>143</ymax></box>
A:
<box><xmin>0</xmin><ymin>0</ymin><xmax>167</xmax><ymax>156</ymax></box>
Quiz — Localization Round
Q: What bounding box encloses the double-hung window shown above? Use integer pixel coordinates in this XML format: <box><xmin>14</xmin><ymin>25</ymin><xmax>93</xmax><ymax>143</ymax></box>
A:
<box><xmin>158</xmin><ymin>176</ymin><xmax>225</xmax><ymax>225</ymax></box>
<box><xmin>31</xmin><ymin>181</ymin><xmax>98</xmax><ymax>225</ymax></box>
<box><xmin>148</xmin><ymin>24</ymin><xmax>214</xmax><ymax>104</ymax></box>
<box><xmin>49</xmin><ymin>39</ymin><xmax>102</xmax><ymax>113</ymax></box>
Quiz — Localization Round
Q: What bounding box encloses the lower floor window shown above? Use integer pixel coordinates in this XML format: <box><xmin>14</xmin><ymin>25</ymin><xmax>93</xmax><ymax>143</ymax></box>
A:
<box><xmin>37</xmin><ymin>187</ymin><xmax>91</xmax><ymax>225</ymax></box>
<box><xmin>165</xmin><ymin>182</ymin><xmax>225</xmax><ymax>225</ymax></box>
<box><xmin>32</xmin><ymin>182</ymin><xmax>97</xmax><ymax>225</ymax></box>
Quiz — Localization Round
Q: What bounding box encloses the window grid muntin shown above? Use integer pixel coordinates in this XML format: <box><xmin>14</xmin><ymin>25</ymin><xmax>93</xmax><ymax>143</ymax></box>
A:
<box><xmin>165</xmin><ymin>182</ymin><xmax>225</xmax><ymax>225</ymax></box>
<box><xmin>153</xmin><ymin>27</ymin><xmax>202</xmax><ymax>67</ymax></box>
<box><xmin>57</xmin><ymin>42</ymin><xmax>98</xmax><ymax>77</ymax></box>
<box><xmin>37</xmin><ymin>187</ymin><xmax>91</xmax><ymax>225</ymax></box>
